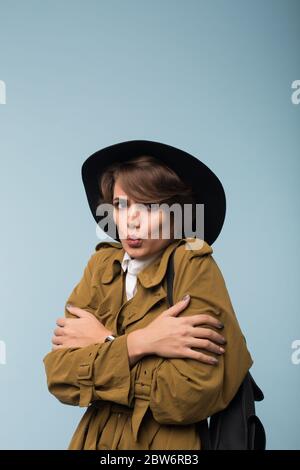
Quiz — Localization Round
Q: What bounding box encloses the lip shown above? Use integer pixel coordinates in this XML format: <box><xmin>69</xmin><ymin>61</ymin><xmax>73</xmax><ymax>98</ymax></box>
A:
<box><xmin>126</xmin><ymin>238</ymin><xmax>143</xmax><ymax>247</ymax></box>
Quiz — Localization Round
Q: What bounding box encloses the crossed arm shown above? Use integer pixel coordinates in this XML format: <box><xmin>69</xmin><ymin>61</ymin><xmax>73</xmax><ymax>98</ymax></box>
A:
<box><xmin>43</xmin><ymin>250</ymin><xmax>253</xmax><ymax>424</ymax></box>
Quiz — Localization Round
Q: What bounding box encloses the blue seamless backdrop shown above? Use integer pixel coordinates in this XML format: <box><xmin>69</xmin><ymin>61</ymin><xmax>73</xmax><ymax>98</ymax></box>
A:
<box><xmin>0</xmin><ymin>0</ymin><xmax>299</xmax><ymax>450</ymax></box>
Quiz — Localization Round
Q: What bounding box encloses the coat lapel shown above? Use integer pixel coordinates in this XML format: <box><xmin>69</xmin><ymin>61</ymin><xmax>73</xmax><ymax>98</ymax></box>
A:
<box><xmin>95</xmin><ymin>238</ymin><xmax>189</xmax><ymax>333</ymax></box>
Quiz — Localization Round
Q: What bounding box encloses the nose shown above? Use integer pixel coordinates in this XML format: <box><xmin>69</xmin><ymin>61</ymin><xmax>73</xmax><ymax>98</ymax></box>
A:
<box><xmin>127</xmin><ymin>217</ymin><xmax>140</xmax><ymax>230</ymax></box>
<box><xmin>127</xmin><ymin>204</ymin><xmax>140</xmax><ymax>229</ymax></box>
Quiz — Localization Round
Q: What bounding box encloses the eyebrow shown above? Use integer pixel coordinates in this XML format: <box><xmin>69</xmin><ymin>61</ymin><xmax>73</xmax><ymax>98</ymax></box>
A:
<box><xmin>113</xmin><ymin>196</ymin><xmax>128</xmax><ymax>203</ymax></box>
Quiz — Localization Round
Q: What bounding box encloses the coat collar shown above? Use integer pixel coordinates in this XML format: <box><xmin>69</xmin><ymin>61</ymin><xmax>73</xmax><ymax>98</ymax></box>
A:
<box><xmin>121</xmin><ymin>249</ymin><xmax>164</xmax><ymax>275</ymax></box>
<box><xmin>96</xmin><ymin>238</ymin><xmax>189</xmax><ymax>288</ymax></box>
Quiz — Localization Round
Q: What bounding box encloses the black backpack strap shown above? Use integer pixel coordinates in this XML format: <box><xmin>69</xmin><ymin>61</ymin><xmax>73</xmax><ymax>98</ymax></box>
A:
<box><xmin>166</xmin><ymin>251</ymin><xmax>175</xmax><ymax>307</ymax></box>
<box><xmin>166</xmin><ymin>250</ymin><xmax>211</xmax><ymax>449</ymax></box>
<box><xmin>197</xmin><ymin>419</ymin><xmax>211</xmax><ymax>450</ymax></box>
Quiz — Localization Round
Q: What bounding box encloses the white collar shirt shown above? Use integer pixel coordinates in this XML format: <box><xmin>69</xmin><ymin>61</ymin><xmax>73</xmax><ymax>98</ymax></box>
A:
<box><xmin>121</xmin><ymin>249</ymin><xmax>163</xmax><ymax>300</ymax></box>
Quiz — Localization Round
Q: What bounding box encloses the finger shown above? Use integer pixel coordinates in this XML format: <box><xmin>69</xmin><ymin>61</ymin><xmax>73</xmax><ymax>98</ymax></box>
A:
<box><xmin>192</xmin><ymin>326</ymin><xmax>226</xmax><ymax>345</ymax></box>
<box><xmin>53</xmin><ymin>327</ymin><xmax>64</xmax><ymax>336</ymax></box>
<box><xmin>188</xmin><ymin>338</ymin><xmax>225</xmax><ymax>355</ymax></box>
<box><xmin>188</xmin><ymin>314</ymin><xmax>224</xmax><ymax>329</ymax></box>
<box><xmin>183</xmin><ymin>348</ymin><xmax>219</xmax><ymax>365</ymax></box>
<box><xmin>164</xmin><ymin>295</ymin><xmax>190</xmax><ymax>317</ymax></box>
<box><xmin>66</xmin><ymin>304</ymin><xmax>91</xmax><ymax>318</ymax></box>
<box><xmin>56</xmin><ymin>317</ymin><xmax>66</xmax><ymax>327</ymax></box>
<box><xmin>52</xmin><ymin>344</ymin><xmax>67</xmax><ymax>351</ymax></box>
<box><xmin>51</xmin><ymin>335</ymin><xmax>64</xmax><ymax>345</ymax></box>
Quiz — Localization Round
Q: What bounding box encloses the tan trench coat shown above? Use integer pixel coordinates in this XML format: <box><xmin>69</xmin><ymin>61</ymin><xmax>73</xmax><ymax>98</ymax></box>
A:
<box><xmin>43</xmin><ymin>237</ymin><xmax>253</xmax><ymax>450</ymax></box>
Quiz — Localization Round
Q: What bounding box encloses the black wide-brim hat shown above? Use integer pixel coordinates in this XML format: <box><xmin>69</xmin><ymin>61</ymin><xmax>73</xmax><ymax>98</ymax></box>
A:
<box><xmin>82</xmin><ymin>139</ymin><xmax>226</xmax><ymax>245</ymax></box>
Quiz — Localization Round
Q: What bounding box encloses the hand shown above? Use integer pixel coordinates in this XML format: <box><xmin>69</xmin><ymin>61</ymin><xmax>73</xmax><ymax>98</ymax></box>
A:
<box><xmin>51</xmin><ymin>305</ymin><xmax>113</xmax><ymax>351</ymax></box>
<box><xmin>137</xmin><ymin>295</ymin><xmax>226</xmax><ymax>365</ymax></box>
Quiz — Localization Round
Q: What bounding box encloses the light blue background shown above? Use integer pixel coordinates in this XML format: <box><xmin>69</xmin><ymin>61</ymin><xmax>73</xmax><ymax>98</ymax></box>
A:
<box><xmin>0</xmin><ymin>0</ymin><xmax>299</xmax><ymax>450</ymax></box>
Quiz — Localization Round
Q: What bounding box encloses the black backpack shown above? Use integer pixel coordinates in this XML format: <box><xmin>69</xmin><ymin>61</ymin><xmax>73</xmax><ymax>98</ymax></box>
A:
<box><xmin>165</xmin><ymin>251</ymin><xmax>266</xmax><ymax>450</ymax></box>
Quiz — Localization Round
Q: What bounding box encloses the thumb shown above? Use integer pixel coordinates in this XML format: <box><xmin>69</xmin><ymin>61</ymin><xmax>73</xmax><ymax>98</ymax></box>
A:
<box><xmin>65</xmin><ymin>304</ymin><xmax>87</xmax><ymax>318</ymax></box>
<box><xmin>165</xmin><ymin>294</ymin><xmax>190</xmax><ymax>317</ymax></box>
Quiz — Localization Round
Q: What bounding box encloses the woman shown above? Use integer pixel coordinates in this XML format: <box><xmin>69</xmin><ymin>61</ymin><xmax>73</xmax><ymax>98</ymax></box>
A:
<box><xmin>43</xmin><ymin>140</ymin><xmax>253</xmax><ymax>450</ymax></box>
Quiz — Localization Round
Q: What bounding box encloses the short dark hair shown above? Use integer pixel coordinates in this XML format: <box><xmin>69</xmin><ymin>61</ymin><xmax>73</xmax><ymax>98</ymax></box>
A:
<box><xmin>97</xmin><ymin>155</ymin><xmax>197</xmax><ymax>233</ymax></box>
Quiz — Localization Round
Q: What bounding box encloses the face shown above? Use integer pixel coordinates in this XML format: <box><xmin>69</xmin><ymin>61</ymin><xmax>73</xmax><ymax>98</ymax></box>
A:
<box><xmin>112</xmin><ymin>178</ymin><xmax>174</xmax><ymax>259</ymax></box>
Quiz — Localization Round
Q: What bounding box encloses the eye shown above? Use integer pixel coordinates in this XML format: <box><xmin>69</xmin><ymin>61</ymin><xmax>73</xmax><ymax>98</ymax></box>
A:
<box><xmin>113</xmin><ymin>200</ymin><xmax>159</xmax><ymax>211</ymax></box>
<box><xmin>145</xmin><ymin>203</ymin><xmax>160</xmax><ymax>211</ymax></box>
<box><xmin>141</xmin><ymin>203</ymin><xmax>159</xmax><ymax>212</ymax></box>
<box><xmin>113</xmin><ymin>200</ymin><xmax>127</xmax><ymax>210</ymax></box>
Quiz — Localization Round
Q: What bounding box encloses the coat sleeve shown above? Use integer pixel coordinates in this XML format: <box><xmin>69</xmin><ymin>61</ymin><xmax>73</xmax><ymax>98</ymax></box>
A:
<box><xmin>43</xmin><ymin>251</ymin><xmax>137</xmax><ymax>408</ymax></box>
<box><xmin>147</xmin><ymin>248</ymin><xmax>254</xmax><ymax>425</ymax></box>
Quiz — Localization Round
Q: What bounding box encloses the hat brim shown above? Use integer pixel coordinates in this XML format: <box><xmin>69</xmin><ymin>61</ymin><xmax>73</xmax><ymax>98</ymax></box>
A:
<box><xmin>81</xmin><ymin>139</ymin><xmax>226</xmax><ymax>245</ymax></box>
